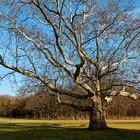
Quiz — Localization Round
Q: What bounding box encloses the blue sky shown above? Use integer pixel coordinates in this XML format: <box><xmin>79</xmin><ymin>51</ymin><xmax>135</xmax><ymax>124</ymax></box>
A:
<box><xmin>0</xmin><ymin>0</ymin><xmax>140</xmax><ymax>96</ymax></box>
<box><xmin>0</xmin><ymin>79</ymin><xmax>18</xmax><ymax>96</ymax></box>
<box><xmin>0</xmin><ymin>68</ymin><xmax>23</xmax><ymax>96</ymax></box>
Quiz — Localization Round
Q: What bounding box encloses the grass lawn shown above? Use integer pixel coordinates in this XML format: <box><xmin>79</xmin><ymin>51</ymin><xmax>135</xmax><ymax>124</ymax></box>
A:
<box><xmin>0</xmin><ymin>119</ymin><xmax>139</xmax><ymax>140</ymax></box>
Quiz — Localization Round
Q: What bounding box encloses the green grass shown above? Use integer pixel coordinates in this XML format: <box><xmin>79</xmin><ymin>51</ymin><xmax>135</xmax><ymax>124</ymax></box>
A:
<box><xmin>0</xmin><ymin>119</ymin><xmax>139</xmax><ymax>140</ymax></box>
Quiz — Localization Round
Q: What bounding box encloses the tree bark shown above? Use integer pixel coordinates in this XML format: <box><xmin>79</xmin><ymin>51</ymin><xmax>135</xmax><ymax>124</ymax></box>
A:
<box><xmin>88</xmin><ymin>96</ymin><xmax>108</xmax><ymax>130</ymax></box>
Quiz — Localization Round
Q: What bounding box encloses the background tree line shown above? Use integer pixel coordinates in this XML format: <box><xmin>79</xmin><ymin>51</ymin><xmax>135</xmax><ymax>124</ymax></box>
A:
<box><xmin>0</xmin><ymin>87</ymin><xmax>140</xmax><ymax>119</ymax></box>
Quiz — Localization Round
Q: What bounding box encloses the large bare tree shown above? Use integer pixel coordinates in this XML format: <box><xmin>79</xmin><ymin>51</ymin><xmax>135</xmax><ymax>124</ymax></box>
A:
<box><xmin>0</xmin><ymin>0</ymin><xmax>140</xmax><ymax>130</ymax></box>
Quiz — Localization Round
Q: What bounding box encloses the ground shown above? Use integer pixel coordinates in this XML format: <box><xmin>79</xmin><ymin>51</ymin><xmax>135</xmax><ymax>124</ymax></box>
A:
<box><xmin>0</xmin><ymin>119</ymin><xmax>139</xmax><ymax>140</ymax></box>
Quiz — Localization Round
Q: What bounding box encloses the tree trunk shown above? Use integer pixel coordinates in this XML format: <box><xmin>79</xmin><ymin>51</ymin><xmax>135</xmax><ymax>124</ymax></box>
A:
<box><xmin>88</xmin><ymin>96</ymin><xmax>108</xmax><ymax>130</ymax></box>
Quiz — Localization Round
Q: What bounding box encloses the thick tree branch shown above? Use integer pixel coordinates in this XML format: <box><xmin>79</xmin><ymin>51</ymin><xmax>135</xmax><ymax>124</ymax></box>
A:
<box><xmin>104</xmin><ymin>88</ymin><xmax>140</xmax><ymax>103</ymax></box>
<box><xmin>58</xmin><ymin>102</ymin><xmax>91</xmax><ymax>112</ymax></box>
<box><xmin>57</xmin><ymin>89</ymin><xmax>91</xmax><ymax>99</ymax></box>
<box><xmin>0</xmin><ymin>55</ymin><xmax>92</xmax><ymax>100</ymax></box>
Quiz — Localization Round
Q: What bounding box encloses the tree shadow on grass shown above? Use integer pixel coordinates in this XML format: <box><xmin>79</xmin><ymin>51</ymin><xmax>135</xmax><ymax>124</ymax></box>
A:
<box><xmin>0</xmin><ymin>123</ymin><xmax>139</xmax><ymax>140</ymax></box>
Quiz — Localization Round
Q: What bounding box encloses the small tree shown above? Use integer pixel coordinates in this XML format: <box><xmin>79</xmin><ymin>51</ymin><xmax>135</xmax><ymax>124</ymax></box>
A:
<box><xmin>0</xmin><ymin>0</ymin><xmax>140</xmax><ymax>130</ymax></box>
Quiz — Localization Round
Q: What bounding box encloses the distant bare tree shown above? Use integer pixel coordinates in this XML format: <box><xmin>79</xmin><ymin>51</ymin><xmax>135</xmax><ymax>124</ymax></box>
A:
<box><xmin>0</xmin><ymin>95</ymin><xmax>15</xmax><ymax>117</ymax></box>
<box><xmin>0</xmin><ymin>0</ymin><xmax>140</xmax><ymax>130</ymax></box>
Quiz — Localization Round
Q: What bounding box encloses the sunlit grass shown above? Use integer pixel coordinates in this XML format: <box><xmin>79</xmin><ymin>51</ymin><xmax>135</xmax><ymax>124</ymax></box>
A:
<box><xmin>0</xmin><ymin>118</ymin><xmax>139</xmax><ymax>140</ymax></box>
<box><xmin>107</xmin><ymin>120</ymin><xmax>140</xmax><ymax>130</ymax></box>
